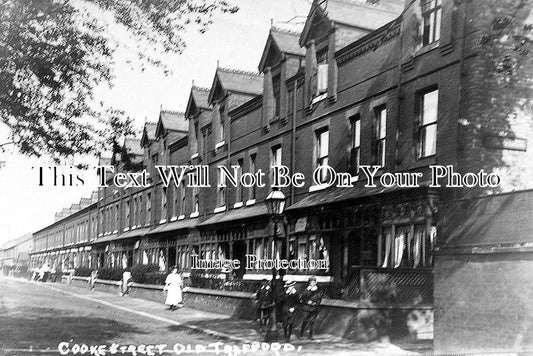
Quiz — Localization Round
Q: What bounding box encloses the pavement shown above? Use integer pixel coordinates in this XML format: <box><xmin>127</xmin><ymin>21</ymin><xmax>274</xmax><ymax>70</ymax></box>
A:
<box><xmin>1</xmin><ymin>276</ymin><xmax>433</xmax><ymax>355</ymax></box>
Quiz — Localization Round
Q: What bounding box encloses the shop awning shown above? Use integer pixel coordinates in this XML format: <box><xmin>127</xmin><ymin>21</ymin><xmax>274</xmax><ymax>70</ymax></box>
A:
<box><xmin>90</xmin><ymin>227</ymin><xmax>149</xmax><ymax>245</ymax></box>
<box><xmin>197</xmin><ymin>204</ymin><xmax>268</xmax><ymax>227</ymax></box>
<box><xmin>147</xmin><ymin>218</ymin><xmax>198</xmax><ymax>235</ymax></box>
<box><xmin>286</xmin><ymin>178</ymin><xmax>432</xmax><ymax>212</ymax></box>
<box><xmin>439</xmin><ymin>189</ymin><xmax>533</xmax><ymax>248</ymax></box>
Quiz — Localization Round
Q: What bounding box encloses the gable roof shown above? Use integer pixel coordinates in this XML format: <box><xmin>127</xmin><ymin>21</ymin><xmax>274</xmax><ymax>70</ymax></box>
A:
<box><xmin>123</xmin><ymin>137</ymin><xmax>143</xmax><ymax>156</ymax></box>
<box><xmin>155</xmin><ymin>110</ymin><xmax>188</xmax><ymax>137</ymax></box>
<box><xmin>208</xmin><ymin>67</ymin><xmax>263</xmax><ymax>104</ymax></box>
<box><xmin>300</xmin><ymin>0</ymin><xmax>402</xmax><ymax>46</ymax></box>
<box><xmin>259</xmin><ymin>27</ymin><xmax>305</xmax><ymax>72</ymax></box>
<box><xmin>141</xmin><ymin>122</ymin><xmax>157</xmax><ymax>147</ymax></box>
<box><xmin>185</xmin><ymin>86</ymin><xmax>211</xmax><ymax>118</ymax></box>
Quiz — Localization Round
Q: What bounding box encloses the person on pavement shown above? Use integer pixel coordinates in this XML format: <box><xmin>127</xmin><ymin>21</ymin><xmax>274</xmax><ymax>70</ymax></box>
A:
<box><xmin>163</xmin><ymin>266</ymin><xmax>183</xmax><ymax>311</ymax></box>
<box><xmin>121</xmin><ymin>267</ymin><xmax>131</xmax><ymax>296</ymax></box>
<box><xmin>255</xmin><ymin>279</ymin><xmax>273</xmax><ymax>332</ymax></box>
<box><xmin>299</xmin><ymin>276</ymin><xmax>322</xmax><ymax>340</ymax></box>
<box><xmin>281</xmin><ymin>280</ymin><xmax>299</xmax><ymax>342</ymax></box>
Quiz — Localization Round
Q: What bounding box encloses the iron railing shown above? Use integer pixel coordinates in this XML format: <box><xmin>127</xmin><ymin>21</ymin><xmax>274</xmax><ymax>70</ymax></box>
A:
<box><xmin>344</xmin><ymin>266</ymin><xmax>433</xmax><ymax>304</ymax></box>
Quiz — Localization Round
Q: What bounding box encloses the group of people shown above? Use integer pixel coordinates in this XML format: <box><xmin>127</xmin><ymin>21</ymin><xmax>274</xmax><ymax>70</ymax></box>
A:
<box><xmin>31</xmin><ymin>262</ymin><xmax>58</xmax><ymax>282</ymax></box>
<box><xmin>256</xmin><ymin>276</ymin><xmax>322</xmax><ymax>342</ymax></box>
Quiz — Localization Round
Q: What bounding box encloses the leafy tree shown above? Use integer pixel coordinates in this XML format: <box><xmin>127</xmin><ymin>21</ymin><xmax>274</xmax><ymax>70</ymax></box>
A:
<box><xmin>0</xmin><ymin>0</ymin><xmax>238</xmax><ymax>162</ymax></box>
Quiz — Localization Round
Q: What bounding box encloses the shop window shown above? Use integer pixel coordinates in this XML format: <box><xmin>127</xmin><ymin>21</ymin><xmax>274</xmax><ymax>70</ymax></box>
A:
<box><xmin>417</xmin><ymin>88</ymin><xmax>438</xmax><ymax>158</ymax></box>
<box><xmin>374</xmin><ymin>106</ymin><xmax>386</xmax><ymax>166</ymax></box>
<box><xmin>380</xmin><ymin>224</ymin><xmax>434</xmax><ymax>268</ymax></box>
<box><xmin>421</xmin><ymin>0</ymin><xmax>442</xmax><ymax>46</ymax></box>
<box><xmin>349</xmin><ymin>115</ymin><xmax>361</xmax><ymax>175</ymax></box>
<box><xmin>315</xmin><ymin>128</ymin><xmax>329</xmax><ymax>184</ymax></box>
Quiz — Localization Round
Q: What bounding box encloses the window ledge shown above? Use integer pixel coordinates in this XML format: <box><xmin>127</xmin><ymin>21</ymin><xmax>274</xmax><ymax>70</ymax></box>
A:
<box><xmin>233</xmin><ymin>202</ymin><xmax>243</xmax><ymax>209</ymax></box>
<box><xmin>113</xmin><ymin>230</ymin><xmax>118</xmax><ymax>234</ymax></box>
<box><xmin>214</xmin><ymin>141</ymin><xmax>225</xmax><ymax>150</ymax></box>
<box><xmin>170</xmin><ymin>216</ymin><xmax>177</xmax><ymax>222</ymax></box>
<box><xmin>214</xmin><ymin>206</ymin><xmax>226</xmax><ymax>214</ymax></box>
<box><xmin>311</xmin><ymin>93</ymin><xmax>327</xmax><ymax>105</ymax></box>
<box><xmin>350</xmin><ymin>175</ymin><xmax>359</xmax><ymax>184</ymax></box>
<box><xmin>159</xmin><ymin>219</ymin><xmax>166</xmax><ymax>224</ymax></box>
<box><xmin>190</xmin><ymin>211</ymin><xmax>199</xmax><ymax>218</ymax></box>
<box><xmin>245</xmin><ymin>199</ymin><xmax>256</xmax><ymax>206</ymax></box>
<box><xmin>144</xmin><ymin>223</ymin><xmax>151</xmax><ymax>227</ymax></box>
<box><xmin>191</xmin><ymin>152</ymin><xmax>199</xmax><ymax>159</ymax></box>
<box><xmin>309</xmin><ymin>184</ymin><xmax>329</xmax><ymax>192</ymax></box>
<box><xmin>414</xmin><ymin>41</ymin><xmax>439</xmax><ymax>58</ymax></box>
<box><xmin>178</xmin><ymin>215</ymin><xmax>185</xmax><ymax>221</ymax></box>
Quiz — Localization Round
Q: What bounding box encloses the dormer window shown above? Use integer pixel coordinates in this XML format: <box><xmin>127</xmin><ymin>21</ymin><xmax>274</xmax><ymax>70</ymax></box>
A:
<box><xmin>316</xmin><ymin>48</ymin><xmax>328</xmax><ymax>95</ymax></box>
<box><xmin>422</xmin><ymin>0</ymin><xmax>442</xmax><ymax>46</ymax></box>
<box><xmin>218</xmin><ymin>104</ymin><xmax>225</xmax><ymax>143</ymax></box>
<box><xmin>273</xmin><ymin>74</ymin><xmax>281</xmax><ymax>117</ymax></box>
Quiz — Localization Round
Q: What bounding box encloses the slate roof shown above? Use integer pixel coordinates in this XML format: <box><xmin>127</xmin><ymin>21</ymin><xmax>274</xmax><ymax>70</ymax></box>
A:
<box><xmin>216</xmin><ymin>68</ymin><xmax>263</xmax><ymax>96</ymax></box>
<box><xmin>191</xmin><ymin>86</ymin><xmax>211</xmax><ymax>110</ymax></box>
<box><xmin>271</xmin><ymin>28</ymin><xmax>306</xmax><ymax>56</ymax></box>
<box><xmin>159</xmin><ymin>110</ymin><xmax>188</xmax><ymax>133</ymax></box>
<box><xmin>300</xmin><ymin>0</ymin><xmax>402</xmax><ymax>46</ymax></box>
<box><xmin>144</xmin><ymin>122</ymin><xmax>157</xmax><ymax>141</ymax></box>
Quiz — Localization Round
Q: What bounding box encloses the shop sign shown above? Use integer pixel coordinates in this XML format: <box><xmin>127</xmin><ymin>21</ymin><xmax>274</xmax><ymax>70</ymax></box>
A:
<box><xmin>295</xmin><ymin>217</ymin><xmax>307</xmax><ymax>232</ymax></box>
<box><xmin>484</xmin><ymin>134</ymin><xmax>527</xmax><ymax>151</ymax></box>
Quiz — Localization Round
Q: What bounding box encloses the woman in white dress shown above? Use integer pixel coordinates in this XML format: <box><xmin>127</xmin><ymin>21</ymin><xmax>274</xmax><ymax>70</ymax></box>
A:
<box><xmin>163</xmin><ymin>266</ymin><xmax>183</xmax><ymax>311</ymax></box>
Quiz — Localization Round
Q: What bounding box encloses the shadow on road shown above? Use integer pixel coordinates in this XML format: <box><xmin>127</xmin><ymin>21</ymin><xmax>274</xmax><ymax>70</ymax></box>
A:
<box><xmin>0</xmin><ymin>306</ymin><xmax>146</xmax><ymax>349</ymax></box>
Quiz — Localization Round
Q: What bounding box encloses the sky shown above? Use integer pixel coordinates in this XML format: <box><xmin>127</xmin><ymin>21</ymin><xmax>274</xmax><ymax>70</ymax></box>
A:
<box><xmin>0</xmin><ymin>0</ymin><xmax>311</xmax><ymax>245</ymax></box>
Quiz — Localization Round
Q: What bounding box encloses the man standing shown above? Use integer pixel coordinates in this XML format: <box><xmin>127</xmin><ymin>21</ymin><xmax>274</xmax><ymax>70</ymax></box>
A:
<box><xmin>255</xmin><ymin>279</ymin><xmax>273</xmax><ymax>332</ymax></box>
<box><xmin>281</xmin><ymin>280</ymin><xmax>299</xmax><ymax>342</ymax></box>
<box><xmin>299</xmin><ymin>276</ymin><xmax>322</xmax><ymax>339</ymax></box>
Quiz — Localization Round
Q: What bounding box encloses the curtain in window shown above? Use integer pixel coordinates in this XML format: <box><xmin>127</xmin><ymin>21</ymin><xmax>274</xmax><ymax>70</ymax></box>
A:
<box><xmin>158</xmin><ymin>249</ymin><xmax>166</xmax><ymax>271</ymax></box>
<box><xmin>394</xmin><ymin>232</ymin><xmax>405</xmax><ymax>268</ymax></box>
<box><xmin>317</xmin><ymin>64</ymin><xmax>328</xmax><ymax>93</ymax></box>
<box><xmin>142</xmin><ymin>250</ymin><xmax>148</xmax><ymax>265</ymax></box>
<box><xmin>413</xmin><ymin>229</ymin><xmax>423</xmax><ymax>268</ymax></box>
<box><xmin>382</xmin><ymin>229</ymin><xmax>392</xmax><ymax>268</ymax></box>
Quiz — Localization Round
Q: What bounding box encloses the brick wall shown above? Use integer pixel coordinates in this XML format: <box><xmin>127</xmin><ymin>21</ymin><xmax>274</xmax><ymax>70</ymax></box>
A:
<box><xmin>434</xmin><ymin>252</ymin><xmax>533</xmax><ymax>353</ymax></box>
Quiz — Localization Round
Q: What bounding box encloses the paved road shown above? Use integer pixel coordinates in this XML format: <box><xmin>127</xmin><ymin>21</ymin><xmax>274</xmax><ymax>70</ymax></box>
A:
<box><xmin>0</xmin><ymin>278</ymin><xmax>229</xmax><ymax>355</ymax></box>
<box><xmin>0</xmin><ymin>278</ymin><xmax>426</xmax><ymax>356</ymax></box>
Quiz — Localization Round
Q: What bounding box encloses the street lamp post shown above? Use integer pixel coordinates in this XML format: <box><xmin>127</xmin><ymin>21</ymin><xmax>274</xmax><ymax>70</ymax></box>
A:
<box><xmin>264</xmin><ymin>189</ymin><xmax>286</xmax><ymax>342</ymax></box>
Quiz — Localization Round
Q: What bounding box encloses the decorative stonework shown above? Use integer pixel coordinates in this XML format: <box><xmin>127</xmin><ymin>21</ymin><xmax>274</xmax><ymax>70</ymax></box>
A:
<box><xmin>337</xmin><ymin>24</ymin><xmax>401</xmax><ymax>66</ymax></box>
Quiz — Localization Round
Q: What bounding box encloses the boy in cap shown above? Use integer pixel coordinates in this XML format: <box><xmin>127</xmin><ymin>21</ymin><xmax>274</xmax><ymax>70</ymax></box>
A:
<box><xmin>255</xmin><ymin>279</ymin><xmax>273</xmax><ymax>332</ymax></box>
<box><xmin>299</xmin><ymin>276</ymin><xmax>322</xmax><ymax>339</ymax></box>
<box><xmin>281</xmin><ymin>280</ymin><xmax>299</xmax><ymax>342</ymax></box>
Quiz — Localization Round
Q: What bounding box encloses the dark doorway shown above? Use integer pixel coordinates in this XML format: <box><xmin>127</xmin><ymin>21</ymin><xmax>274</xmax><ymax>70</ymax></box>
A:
<box><xmin>232</xmin><ymin>240</ymin><xmax>246</xmax><ymax>278</ymax></box>
<box><xmin>168</xmin><ymin>247</ymin><xmax>177</xmax><ymax>270</ymax></box>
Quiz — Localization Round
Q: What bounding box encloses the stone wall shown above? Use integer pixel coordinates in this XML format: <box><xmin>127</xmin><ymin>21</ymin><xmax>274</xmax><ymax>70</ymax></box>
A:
<box><xmin>59</xmin><ymin>277</ymin><xmax>432</xmax><ymax>342</ymax></box>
